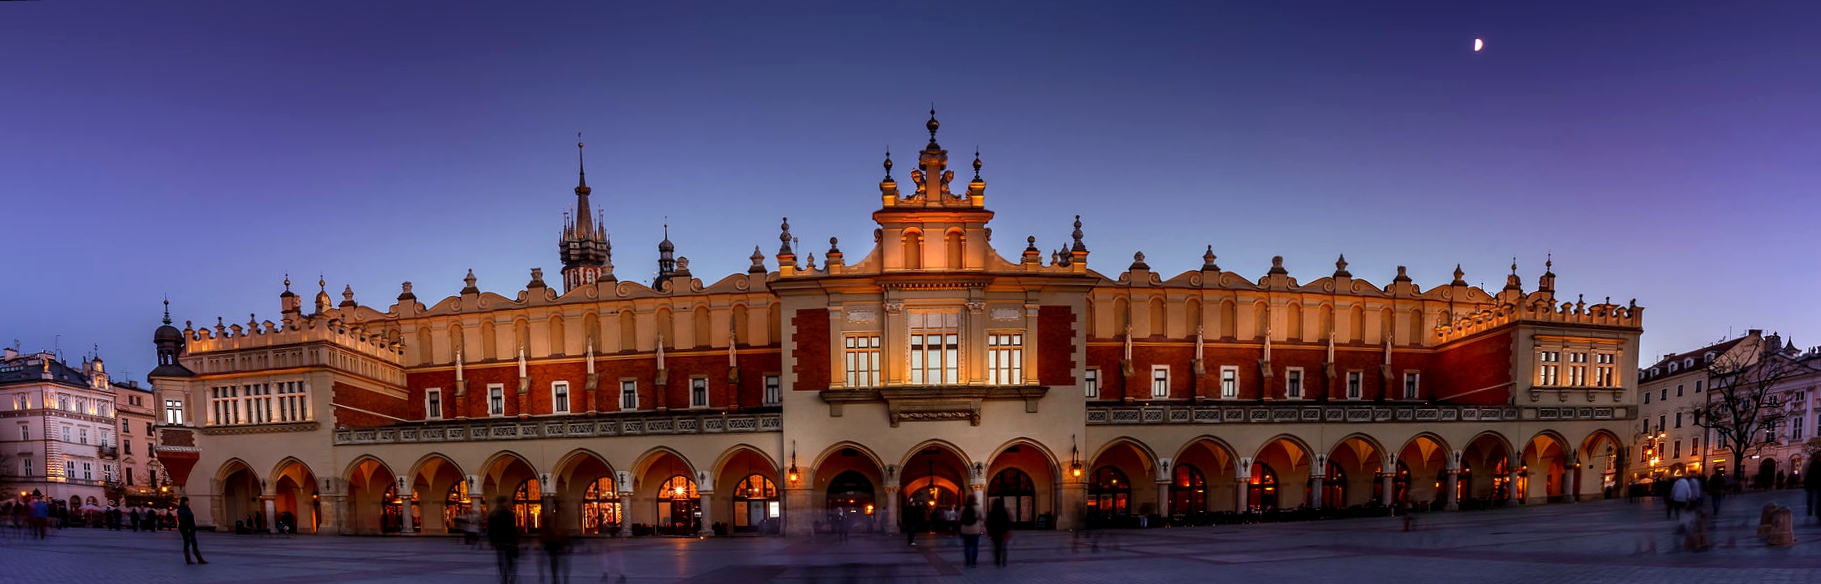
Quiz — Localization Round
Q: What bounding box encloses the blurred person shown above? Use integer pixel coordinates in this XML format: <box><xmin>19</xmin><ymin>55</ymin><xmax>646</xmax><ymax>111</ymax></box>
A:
<box><xmin>488</xmin><ymin>496</ymin><xmax>521</xmax><ymax>584</ymax></box>
<box><xmin>986</xmin><ymin>498</ymin><xmax>1012</xmax><ymax>567</ymax></box>
<box><xmin>537</xmin><ymin>506</ymin><xmax>570</xmax><ymax>584</ymax></box>
<box><xmin>178</xmin><ymin>497</ymin><xmax>206</xmax><ymax>565</ymax></box>
<box><xmin>958</xmin><ymin>496</ymin><xmax>981</xmax><ymax>567</ymax></box>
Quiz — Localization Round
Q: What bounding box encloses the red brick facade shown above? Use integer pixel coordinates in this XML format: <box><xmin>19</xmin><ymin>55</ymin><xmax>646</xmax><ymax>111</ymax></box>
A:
<box><xmin>791</xmin><ymin>309</ymin><xmax>830</xmax><ymax>391</ymax></box>
<box><xmin>1038</xmin><ymin>305</ymin><xmax>1078</xmax><ymax>387</ymax></box>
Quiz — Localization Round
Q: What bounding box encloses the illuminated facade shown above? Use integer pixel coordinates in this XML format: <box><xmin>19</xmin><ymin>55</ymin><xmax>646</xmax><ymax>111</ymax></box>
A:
<box><xmin>1</xmin><ymin>348</ymin><xmax>123</xmax><ymax>506</ymax></box>
<box><xmin>149</xmin><ymin>115</ymin><xmax>1645</xmax><ymax>535</ymax></box>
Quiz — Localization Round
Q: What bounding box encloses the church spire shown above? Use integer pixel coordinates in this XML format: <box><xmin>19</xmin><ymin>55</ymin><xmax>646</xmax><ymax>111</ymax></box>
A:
<box><xmin>559</xmin><ymin>134</ymin><xmax>612</xmax><ymax>293</ymax></box>
<box><xmin>573</xmin><ymin>134</ymin><xmax>593</xmax><ymax>237</ymax></box>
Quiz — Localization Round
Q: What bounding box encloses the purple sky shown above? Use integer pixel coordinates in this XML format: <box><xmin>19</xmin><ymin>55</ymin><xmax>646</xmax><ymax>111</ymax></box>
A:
<box><xmin>4</xmin><ymin>1</ymin><xmax>1818</xmax><ymax>381</ymax></box>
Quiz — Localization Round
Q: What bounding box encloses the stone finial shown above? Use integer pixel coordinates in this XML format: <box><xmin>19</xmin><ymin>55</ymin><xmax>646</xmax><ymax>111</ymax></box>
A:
<box><xmin>828</xmin><ymin>237</ymin><xmax>840</xmax><ymax>254</ymax></box>
<box><xmin>1129</xmin><ymin>251</ymin><xmax>1149</xmax><ymax>271</ymax></box>
<box><xmin>1451</xmin><ymin>264</ymin><xmax>1467</xmax><ymax>286</ymax></box>
<box><xmin>1394</xmin><ymin>266</ymin><xmax>1411</xmax><ymax>283</ymax></box>
<box><xmin>528</xmin><ymin>268</ymin><xmax>546</xmax><ymax>288</ymax></box>
<box><xmin>1070</xmin><ymin>215</ymin><xmax>1087</xmax><ymax>252</ymax></box>
<box><xmin>398</xmin><ymin>281</ymin><xmax>415</xmax><ymax>301</ymax></box>
<box><xmin>749</xmin><ymin>246</ymin><xmax>767</xmax><ymax>273</ymax></box>
<box><xmin>1202</xmin><ymin>245</ymin><xmax>1219</xmax><ymax>271</ymax></box>
<box><xmin>1334</xmin><ymin>254</ymin><xmax>1350</xmax><ymax>278</ymax></box>
<box><xmin>778</xmin><ymin>217</ymin><xmax>793</xmax><ymax>255</ymax></box>
<box><xmin>462</xmin><ymin>269</ymin><xmax>479</xmax><ymax>295</ymax></box>
<box><xmin>1025</xmin><ymin>236</ymin><xmax>1038</xmax><ymax>253</ymax></box>
<box><xmin>1268</xmin><ymin>256</ymin><xmax>1288</xmax><ymax>275</ymax></box>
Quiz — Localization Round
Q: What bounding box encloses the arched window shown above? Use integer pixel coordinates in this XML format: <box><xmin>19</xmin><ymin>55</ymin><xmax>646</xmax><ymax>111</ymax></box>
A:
<box><xmin>1170</xmin><ymin>464</ymin><xmax>1206</xmax><ymax>516</ymax></box>
<box><xmin>692</xmin><ymin>305</ymin><xmax>712</xmax><ymax>349</ymax></box>
<box><xmin>548</xmin><ymin>315</ymin><xmax>566</xmax><ymax>355</ymax></box>
<box><xmin>513</xmin><ymin>478</ymin><xmax>541</xmax><ymax>532</ymax></box>
<box><xmin>732</xmin><ymin>474</ymin><xmax>778</xmax><ymax>533</ymax></box>
<box><xmin>825</xmin><ymin>470</ymin><xmax>876</xmax><ymax>534</ymax></box>
<box><xmin>1219</xmin><ymin>300</ymin><xmax>1237</xmax><ymax>339</ymax></box>
<box><xmin>988</xmin><ymin>468</ymin><xmax>1036</xmax><ymax>528</ymax></box>
<box><xmin>1407</xmin><ymin>309</ymin><xmax>1424</xmax><ymax>345</ymax></box>
<box><xmin>1350</xmin><ymin>305</ymin><xmax>1365</xmax><ymax>343</ymax></box>
<box><xmin>1321</xmin><ymin>461</ymin><xmax>1346</xmax><ymax>508</ymax></box>
<box><xmin>655</xmin><ymin>475</ymin><xmax>698</xmax><ymax>536</ymax></box>
<box><xmin>618</xmin><ymin>311</ymin><xmax>637</xmax><ymax>352</ymax></box>
<box><xmin>582</xmin><ymin>476</ymin><xmax>621</xmax><ymax>535</ymax></box>
<box><xmin>1148</xmin><ymin>297</ymin><xmax>1166</xmax><ymax>338</ymax></box>
<box><xmin>903</xmin><ymin>231</ymin><xmax>924</xmax><ymax>270</ymax></box>
<box><xmin>1248</xmin><ymin>463</ymin><xmax>1278</xmax><ymax>510</ymax></box>
<box><xmin>1286</xmin><ymin>304</ymin><xmax>1303</xmax><ymax>341</ymax></box>
<box><xmin>444</xmin><ymin>481</ymin><xmax>471</xmax><ymax>533</ymax></box>
<box><xmin>945</xmin><ymin>229</ymin><xmax>964</xmax><ymax>269</ymax></box>
<box><xmin>1088</xmin><ymin>467</ymin><xmax>1131</xmax><ymax>517</ymax></box>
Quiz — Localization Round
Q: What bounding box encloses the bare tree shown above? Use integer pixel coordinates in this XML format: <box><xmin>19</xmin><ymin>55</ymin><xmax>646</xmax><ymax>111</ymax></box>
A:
<box><xmin>1689</xmin><ymin>348</ymin><xmax>1810</xmax><ymax>482</ymax></box>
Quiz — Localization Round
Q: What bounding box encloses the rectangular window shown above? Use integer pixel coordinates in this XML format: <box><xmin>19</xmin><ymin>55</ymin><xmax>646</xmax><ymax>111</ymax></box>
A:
<box><xmin>987</xmin><ymin>333</ymin><xmax>1025</xmax><ymax>386</ymax></box>
<box><xmin>1695</xmin><ymin>380</ymin><xmax>1703</xmax><ymax>392</ymax></box>
<box><xmin>1404</xmin><ymin>372</ymin><xmax>1420</xmax><ymax>400</ymax></box>
<box><xmin>425</xmin><ymin>388</ymin><xmax>443</xmax><ymax>420</ymax></box>
<box><xmin>487</xmin><ymin>384</ymin><xmax>505</xmax><ymax>417</ymax></box>
<box><xmin>82</xmin><ymin>462</ymin><xmax>92</xmax><ymax>480</ymax></box>
<box><xmin>1675</xmin><ymin>412</ymin><xmax>1682</xmax><ymax>428</ymax></box>
<box><xmin>1643</xmin><ymin>392</ymin><xmax>1651</xmax><ymax>404</ymax></box>
<box><xmin>843</xmin><ymin>335</ymin><xmax>881</xmax><ymax>388</ymax></box>
<box><xmin>552</xmin><ymin>382</ymin><xmax>571</xmax><ymax>414</ymax></box>
<box><xmin>1677</xmin><ymin>384</ymin><xmax>1684</xmax><ymax>397</ymax></box>
<box><xmin>1084</xmin><ymin>368</ymin><xmax>1100</xmax><ymax>399</ymax></box>
<box><xmin>146</xmin><ymin>422</ymin><xmax>154</xmax><ymax>435</ymax></box>
<box><xmin>23</xmin><ymin>458</ymin><xmax>31</xmax><ymax>477</ymax></box>
<box><xmin>1285</xmin><ymin>368</ymin><xmax>1303</xmax><ymax>399</ymax></box>
<box><xmin>62</xmin><ymin>426</ymin><xmax>70</xmax><ymax>442</ymax></box>
<box><xmin>1345</xmin><ymin>371</ymin><xmax>1363</xmax><ymax>400</ymax></box>
<box><xmin>1673</xmin><ymin>440</ymin><xmax>1681</xmax><ymax>459</ymax></box>
<box><xmin>103</xmin><ymin>463</ymin><xmax>113</xmax><ymax>482</ymax></box>
<box><xmin>1537</xmin><ymin>351</ymin><xmax>1559</xmax><ymax>386</ymax></box>
<box><xmin>1660</xmin><ymin>388</ymin><xmax>1666</xmax><ymax>401</ymax></box>
<box><xmin>79</xmin><ymin>428</ymin><xmax>88</xmax><ymax>445</ymax></box>
<box><xmin>1693</xmin><ymin>437</ymin><xmax>1701</xmax><ymax>454</ymax></box>
<box><xmin>122</xmin><ymin>420</ymin><xmax>130</xmax><ymax>435</ymax></box>
<box><xmin>1220</xmin><ymin>366</ymin><xmax>1239</xmax><ymax>399</ymax></box>
<box><xmin>1659</xmin><ymin>414</ymin><xmax>1666</xmax><ymax>432</ymax></box>
<box><xmin>1795</xmin><ymin>416</ymin><xmax>1806</xmax><ymax>441</ymax></box>
<box><xmin>620</xmin><ymin>380</ymin><xmax>638</xmax><ymax>411</ymax></box>
<box><xmin>908</xmin><ymin>311</ymin><xmax>960</xmax><ymax>385</ymax></box>
<box><xmin>126</xmin><ymin>466</ymin><xmax>134</xmax><ymax>486</ymax></box>
<box><xmin>1151</xmin><ymin>366</ymin><xmax>1170</xmax><ymax>399</ymax></box>
<box><xmin>690</xmin><ymin>377</ymin><xmax>709</xmax><ymax>409</ymax></box>
<box><xmin>124</xmin><ymin>441</ymin><xmax>131</xmax><ymax>456</ymax></box>
<box><xmin>18</xmin><ymin>423</ymin><xmax>26</xmax><ymax>441</ymax></box>
<box><xmin>763</xmin><ymin>375</ymin><xmax>781</xmax><ymax>406</ymax></box>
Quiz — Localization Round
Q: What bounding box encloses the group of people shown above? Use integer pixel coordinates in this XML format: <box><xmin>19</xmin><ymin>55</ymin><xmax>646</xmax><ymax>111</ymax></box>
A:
<box><xmin>484</xmin><ymin>496</ymin><xmax>581</xmax><ymax>584</ymax></box>
<box><xmin>902</xmin><ymin>496</ymin><xmax>1013</xmax><ymax>568</ymax></box>
<box><xmin>4</xmin><ymin>494</ymin><xmax>178</xmax><ymax>538</ymax></box>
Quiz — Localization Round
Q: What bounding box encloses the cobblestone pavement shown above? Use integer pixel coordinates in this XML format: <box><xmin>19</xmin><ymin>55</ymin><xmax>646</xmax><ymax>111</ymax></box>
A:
<box><xmin>5</xmin><ymin>490</ymin><xmax>1818</xmax><ymax>583</ymax></box>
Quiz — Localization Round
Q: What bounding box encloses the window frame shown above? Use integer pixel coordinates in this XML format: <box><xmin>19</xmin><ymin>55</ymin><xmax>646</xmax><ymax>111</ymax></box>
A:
<box><xmin>1150</xmin><ymin>365</ymin><xmax>1170</xmax><ymax>399</ymax></box>
<box><xmin>987</xmin><ymin>332</ymin><xmax>1025</xmax><ymax>386</ymax></box>
<box><xmin>1403</xmin><ymin>371</ymin><xmax>1421</xmax><ymax>400</ymax></box>
<box><xmin>1284</xmin><ymin>367</ymin><xmax>1304</xmax><ymax>400</ymax></box>
<box><xmin>689</xmin><ymin>377</ymin><xmax>709</xmax><ymax>409</ymax></box>
<box><xmin>762</xmin><ymin>375</ymin><xmax>781</xmax><ymax>406</ymax></box>
<box><xmin>425</xmin><ymin>387</ymin><xmax>444</xmax><ymax>420</ymax></box>
<box><xmin>1219</xmin><ymin>366</ymin><xmax>1239</xmax><ymax>399</ymax></box>
<box><xmin>619</xmin><ymin>379</ymin><xmax>639</xmax><ymax>411</ymax></box>
<box><xmin>1084</xmin><ymin>367</ymin><xmax>1100</xmax><ymax>399</ymax></box>
<box><xmin>843</xmin><ymin>334</ymin><xmax>882</xmax><ymax>388</ymax></box>
<box><xmin>1345</xmin><ymin>370</ymin><xmax>1363</xmax><ymax>400</ymax></box>
<box><xmin>551</xmin><ymin>381</ymin><xmax>571</xmax><ymax>414</ymax></box>
<box><xmin>487</xmin><ymin>383</ymin><xmax>506</xmax><ymax>417</ymax></box>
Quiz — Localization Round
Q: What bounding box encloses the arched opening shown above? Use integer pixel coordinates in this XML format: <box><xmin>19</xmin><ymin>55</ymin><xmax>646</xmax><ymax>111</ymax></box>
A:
<box><xmin>381</xmin><ymin>483</ymin><xmax>420</xmax><ymax>534</ymax></box>
<box><xmin>1248</xmin><ymin>463</ymin><xmax>1278</xmax><ymax>510</ymax></box>
<box><xmin>1577</xmin><ymin>431</ymin><xmax>1624</xmax><ymax>499</ymax></box>
<box><xmin>1461</xmin><ymin>433</ymin><xmax>1514</xmax><ymax>508</ymax></box>
<box><xmin>1089</xmin><ymin>466</ymin><xmax>1131</xmax><ymax>522</ymax></box>
<box><xmin>945</xmin><ymin>229</ymin><xmax>964</xmax><ymax>269</ymax></box>
<box><xmin>901</xmin><ymin>445</ymin><xmax>969</xmax><ymax>534</ymax></box>
<box><xmin>988</xmin><ymin>468</ymin><xmax>1036</xmax><ymax>528</ymax></box>
<box><xmin>1326</xmin><ymin>436</ymin><xmax>1385</xmax><ymax>509</ymax></box>
<box><xmin>271</xmin><ymin>459</ymin><xmax>320</xmax><ymax>534</ymax></box>
<box><xmin>345</xmin><ymin>457</ymin><xmax>397</xmax><ymax>535</ymax></box>
<box><xmin>1219</xmin><ymin>300</ymin><xmax>1237</xmax><ymax>339</ymax></box>
<box><xmin>479</xmin><ymin>453</ymin><xmax>537</xmax><ymax>533</ymax></box>
<box><xmin>1171</xmin><ymin>464</ymin><xmax>1206</xmax><ymax>518</ymax></box>
<box><xmin>1254</xmin><ymin>438</ymin><xmax>1312</xmax><ymax>509</ymax></box>
<box><xmin>1175</xmin><ymin>438</ymin><xmax>1240</xmax><ymax>517</ymax></box>
<box><xmin>825</xmin><ymin>470</ymin><xmax>876</xmax><ymax>533</ymax></box>
<box><xmin>218</xmin><ymin>462</ymin><xmax>261</xmax><ymax>532</ymax></box>
<box><xmin>1394</xmin><ymin>461</ymin><xmax>1411</xmax><ymax>505</ymax></box>
<box><xmin>1320</xmin><ymin>461</ymin><xmax>1346</xmax><ymax>509</ymax></box>
<box><xmin>714</xmin><ymin>446</ymin><xmax>781</xmax><ymax>535</ymax></box>
<box><xmin>513</xmin><ymin>479</ymin><xmax>541</xmax><ymax>532</ymax></box>
<box><xmin>552</xmin><ymin>451</ymin><xmax>617</xmax><ymax>535</ymax></box>
<box><xmin>1521</xmin><ymin>434</ymin><xmax>1567</xmax><ymax>503</ymax></box>
<box><xmin>445</xmin><ymin>481</ymin><xmax>473</xmax><ymax>533</ymax></box>
<box><xmin>654</xmin><ymin>475</ymin><xmax>698</xmax><ymax>536</ymax></box>
<box><xmin>1398</xmin><ymin>435</ymin><xmax>1450</xmax><ymax>510</ymax></box>
<box><xmin>409</xmin><ymin>455</ymin><xmax>465</xmax><ymax>534</ymax></box>
<box><xmin>1148</xmin><ymin>297</ymin><xmax>1167</xmax><ymax>338</ymax></box>
<box><xmin>903</xmin><ymin>231</ymin><xmax>924</xmax><ymax>270</ymax></box>
<box><xmin>1757</xmin><ymin>459</ymin><xmax>1779</xmax><ymax>490</ymax></box>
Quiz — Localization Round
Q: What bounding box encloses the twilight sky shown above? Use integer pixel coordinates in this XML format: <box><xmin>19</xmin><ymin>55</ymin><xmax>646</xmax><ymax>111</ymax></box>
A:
<box><xmin>3</xmin><ymin>1</ymin><xmax>1817</xmax><ymax>381</ymax></box>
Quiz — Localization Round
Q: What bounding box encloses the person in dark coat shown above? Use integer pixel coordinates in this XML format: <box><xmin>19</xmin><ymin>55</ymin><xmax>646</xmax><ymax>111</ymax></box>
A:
<box><xmin>958</xmin><ymin>496</ymin><xmax>982</xmax><ymax>567</ymax></box>
<box><xmin>904</xmin><ymin>499</ymin><xmax>925</xmax><ymax>546</ymax></box>
<box><xmin>1709</xmin><ymin>472</ymin><xmax>1728</xmax><ymax>515</ymax></box>
<box><xmin>177</xmin><ymin>497</ymin><xmax>206</xmax><ymax>565</ymax></box>
<box><xmin>1804</xmin><ymin>457</ymin><xmax>1821</xmax><ymax>520</ymax></box>
<box><xmin>986</xmin><ymin>498</ymin><xmax>1013</xmax><ymax>567</ymax></box>
<box><xmin>488</xmin><ymin>496</ymin><xmax>522</xmax><ymax>584</ymax></box>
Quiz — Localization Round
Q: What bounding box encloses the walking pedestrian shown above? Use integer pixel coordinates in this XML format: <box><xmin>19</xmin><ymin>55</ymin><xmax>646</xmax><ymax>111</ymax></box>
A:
<box><xmin>903</xmin><ymin>500</ymin><xmax>925</xmax><ymax>546</ymax></box>
<box><xmin>986</xmin><ymin>498</ymin><xmax>1012</xmax><ymax>567</ymax></box>
<box><xmin>1668</xmin><ymin>476</ymin><xmax>1689</xmax><ymax>520</ymax></box>
<box><xmin>178</xmin><ymin>497</ymin><xmax>206</xmax><ymax>565</ymax></box>
<box><xmin>538</xmin><ymin>507</ymin><xmax>570</xmax><ymax>584</ymax></box>
<box><xmin>488</xmin><ymin>496</ymin><xmax>521</xmax><ymax>584</ymax></box>
<box><xmin>1805</xmin><ymin>457</ymin><xmax>1821</xmax><ymax>520</ymax></box>
<box><xmin>1708</xmin><ymin>472</ymin><xmax>1727</xmax><ymax>516</ymax></box>
<box><xmin>958</xmin><ymin>496</ymin><xmax>982</xmax><ymax>568</ymax></box>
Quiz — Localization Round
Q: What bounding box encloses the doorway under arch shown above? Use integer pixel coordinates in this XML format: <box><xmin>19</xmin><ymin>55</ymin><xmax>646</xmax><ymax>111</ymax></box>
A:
<box><xmin>988</xmin><ymin>468</ymin><xmax>1036</xmax><ymax>528</ymax></box>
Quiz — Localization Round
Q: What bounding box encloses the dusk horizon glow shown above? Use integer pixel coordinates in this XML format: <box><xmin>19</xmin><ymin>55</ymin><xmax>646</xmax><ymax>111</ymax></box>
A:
<box><xmin>5</xmin><ymin>1</ymin><xmax>1819</xmax><ymax>380</ymax></box>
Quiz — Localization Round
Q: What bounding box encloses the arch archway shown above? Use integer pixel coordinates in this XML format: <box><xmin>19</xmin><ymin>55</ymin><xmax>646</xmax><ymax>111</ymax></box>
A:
<box><xmin>632</xmin><ymin>447</ymin><xmax>697</xmax><ymax>536</ymax></box>
<box><xmin>269</xmin><ymin>458</ymin><xmax>319</xmax><ymax>533</ymax></box>
<box><xmin>1174</xmin><ymin>437</ymin><xmax>1240</xmax><ymax>515</ymax></box>
<box><xmin>1254</xmin><ymin>436</ymin><xmax>1314</xmax><ymax>509</ymax></box>
<box><xmin>810</xmin><ymin>443</ymin><xmax>885</xmax><ymax>536</ymax></box>
<box><xmin>551</xmin><ymin>450</ymin><xmax>615</xmax><ymax>535</ymax></box>
<box><xmin>216</xmin><ymin>459</ymin><xmax>261</xmax><ymax>532</ymax></box>
<box><xmin>1396</xmin><ymin>434</ymin><xmax>1450</xmax><ymax>510</ymax></box>
<box><xmin>1461</xmin><ymin>432</ymin><xmax>1514</xmax><ymax>507</ymax></box>
<box><xmin>714</xmin><ymin>445</ymin><xmax>781</xmax><ymax>535</ymax></box>
<box><xmin>986</xmin><ymin>438</ymin><xmax>1058</xmax><ymax>530</ymax></box>
<box><xmin>344</xmin><ymin>456</ymin><xmax>398</xmax><ymax>535</ymax></box>
<box><xmin>1577</xmin><ymin>430</ymin><xmax>1624</xmax><ymax>500</ymax></box>
<box><xmin>653</xmin><ymin>474</ymin><xmax>698</xmax><ymax>536</ymax></box>
<box><xmin>406</xmin><ymin>454</ymin><xmax>464</xmax><ymax>534</ymax></box>
<box><xmin>1089</xmin><ymin>438</ymin><xmax>1157</xmax><ymax>521</ymax></box>
<box><xmin>479</xmin><ymin>452</ymin><xmax>538</xmax><ymax>533</ymax></box>
<box><xmin>900</xmin><ymin>442</ymin><xmax>970</xmax><ymax>534</ymax></box>
<box><xmin>1521</xmin><ymin>431</ymin><xmax>1568</xmax><ymax>503</ymax></box>
<box><xmin>1325</xmin><ymin>434</ymin><xmax>1386</xmax><ymax>508</ymax></box>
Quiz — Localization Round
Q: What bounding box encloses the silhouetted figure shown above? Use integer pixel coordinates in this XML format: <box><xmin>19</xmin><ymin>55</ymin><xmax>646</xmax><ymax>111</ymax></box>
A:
<box><xmin>1709</xmin><ymin>472</ymin><xmax>1728</xmax><ymax>515</ymax></box>
<box><xmin>538</xmin><ymin>507</ymin><xmax>570</xmax><ymax>584</ymax></box>
<box><xmin>986</xmin><ymin>498</ymin><xmax>1012</xmax><ymax>567</ymax></box>
<box><xmin>904</xmin><ymin>501</ymin><xmax>925</xmax><ymax>546</ymax></box>
<box><xmin>1805</xmin><ymin>458</ymin><xmax>1821</xmax><ymax>520</ymax></box>
<box><xmin>489</xmin><ymin>496</ymin><xmax>521</xmax><ymax>584</ymax></box>
<box><xmin>178</xmin><ymin>497</ymin><xmax>206</xmax><ymax>565</ymax></box>
<box><xmin>958</xmin><ymin>496</ymin><xmax>982</xmax><ymax>567</ymax></box>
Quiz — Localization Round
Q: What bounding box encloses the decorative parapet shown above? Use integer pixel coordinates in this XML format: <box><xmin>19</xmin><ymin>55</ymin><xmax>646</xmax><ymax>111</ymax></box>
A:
<box><xmin>1437</xmin><ymin>296</ymin><xmax>1642</xmax><ymax>343</ymax></box>
<box><xmin>184</xmin><ymin>314</ymin><xmax>403</xmax><ymax>363</ymax></box>
<box><xmin>1085</xmin><ymin>403</ymin><xmax>1627</xmax><ymax>425</ymax></box>
<box><xmin>332</xmin><ymin>412</ymin><xmax>782</xmax><ymax>445</ymax></box>
<box><xmin>200</xmin><ymin>421</ymin><xmax>320</xmax><ymax>435</ymax></box>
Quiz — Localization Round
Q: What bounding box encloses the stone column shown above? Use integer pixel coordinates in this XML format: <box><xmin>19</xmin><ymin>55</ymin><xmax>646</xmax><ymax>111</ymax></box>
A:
<box><xmin>1155</xmin><ymin>481</ymin><xmax>1172</xmax><ymax>518</ymax></box>
<box><xmin>1310</xmin><ymin>475</ymin><xmax>1324</xmax><ymax>509</ymax></box>
<box><xmin>262</xmin><ymin>495</ymin><xmax>277</xmax><ymax>533</ymax></box>
<box><xmin>1379</xmin><ymin>472</ymin><xmax>1395</xmax><ymax>507</ymax></box>
<box><xmin>1567</xmin><ymin>457</ymin><xmax>1582</xmax><ymax>503</ymax></box>
<box><xmin>785</xmin><ymin>486</ymin><xmax>815</xmax><ymax>537</ymax></box>
<box><xmin>398</xmin><ymin>480</ymin><xmax>414</xmax><ymax>535</ymax></box>
<box><xmin>1235</xmin><ymin>478</ymin><xmax>1250</xmax><ymax>512</ymax></box>
<box><xmin>882</xmin><ymin>485</ymin><xmax>900</xmax><ymax>535</ymax></box>
<box><xmin>972</xmin><ymin>484</ymin><xmax>987</xmax><ymax>515</ymax></box>
<box><xmin>324</xmin><ymin>494</ymin><xmax>349</xmax><ymax>535</ymax></box>
<box><xmin>617</xmin><ymin>491</ymin><xmax>633</xmax><ymax>537</ymax></box>
<box><xmin>1056</xmin><ymin>476</ymin><xmax>1086</xmax><ymax>531</ymax></box>
<box><xmin>1507</xmin><ymin>452</ymin><xmax>1523</xmax><ymax>506</ymax></box>
<box><xmin>1443</xmin><ymin>470</ymin><xmax>1459</xmax><ymax>511</ymax></box>
<box><xmin>697</xmin><ymin>493</ymin><xmax>714</xmax><ymax>536</ymax></box>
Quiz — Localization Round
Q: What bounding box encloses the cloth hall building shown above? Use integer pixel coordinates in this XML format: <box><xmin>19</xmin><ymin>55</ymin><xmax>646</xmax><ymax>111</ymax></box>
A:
<box><xmin>147</xmin><ymin>116</ymin><xmax>1645</xmax><ymax>536</ymax></box>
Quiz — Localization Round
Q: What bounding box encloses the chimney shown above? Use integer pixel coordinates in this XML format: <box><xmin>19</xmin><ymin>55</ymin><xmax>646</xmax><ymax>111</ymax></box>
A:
<box><xmin>2</xmin><ymin>347</ymin><xmax>15</xmax><ymax>360</ymax></box>
<box><xmin>1748</xmin><ymin>329</ymin><xmax>1763</xmax><ymax>337</ymax></box>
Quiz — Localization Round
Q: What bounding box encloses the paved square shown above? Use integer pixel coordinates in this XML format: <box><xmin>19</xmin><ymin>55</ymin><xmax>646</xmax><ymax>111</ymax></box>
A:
<box><xmin>5</xmin><ymin>490</ymin><xmax>1817</xmax><ymax>583</ymax></box>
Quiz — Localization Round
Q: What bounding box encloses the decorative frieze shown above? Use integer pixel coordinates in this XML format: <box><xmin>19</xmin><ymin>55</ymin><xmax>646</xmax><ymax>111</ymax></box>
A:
<box><xmin>1083</xmin><ymin>404</ymin><xmax>1594</xmax><ymax>426</ymax></box>
<box><xmin>331</xmin><ymin>412</ymin><xmax>782</xmax><ymax>445</ymax></box>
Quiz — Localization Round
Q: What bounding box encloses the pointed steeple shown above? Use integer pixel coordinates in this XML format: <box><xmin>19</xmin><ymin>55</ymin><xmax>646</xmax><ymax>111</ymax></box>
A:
<box><xmin>559</xmin><ymin>134</ymin><xmax>612</xmax><ymax>292</ymax></box>
<box><xmin>657</xmin><ymin>222</ymin><xmax>676</xmax><ymax>282</ymax></box>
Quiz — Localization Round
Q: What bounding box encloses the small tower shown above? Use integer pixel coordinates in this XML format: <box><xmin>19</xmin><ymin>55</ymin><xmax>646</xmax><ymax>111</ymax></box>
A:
<box><xmin>151</xmin><ymin>298</ymin><xmax>194</xmax><ymax>378</ymax></box>
<box><xmin>559</xmin><ymin>137</ymin><xmax>614</xmax><ymax>292</ymax></box>
<box><xmin>657</xmin><ymin>224</ymin><xmax>676</xmax><ymax>283</ymax></box>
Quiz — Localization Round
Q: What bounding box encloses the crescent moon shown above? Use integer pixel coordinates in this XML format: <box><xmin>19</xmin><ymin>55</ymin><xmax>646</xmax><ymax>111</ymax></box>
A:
<box><xmin>1474</xmin><ymin>38</ymin><xmax>1484</xmax><ymax>52</ymax></box>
